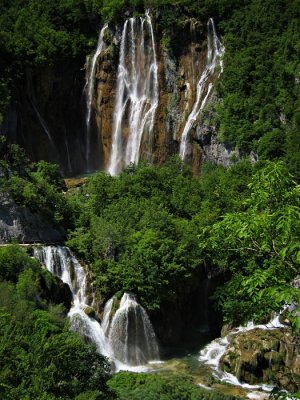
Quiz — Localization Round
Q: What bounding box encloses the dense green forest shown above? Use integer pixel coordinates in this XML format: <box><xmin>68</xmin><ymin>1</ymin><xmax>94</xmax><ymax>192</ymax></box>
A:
<box><xmin>0</xmin><ymin>0</ymin><xmax>300</xmax><ymax>398</ymax></box>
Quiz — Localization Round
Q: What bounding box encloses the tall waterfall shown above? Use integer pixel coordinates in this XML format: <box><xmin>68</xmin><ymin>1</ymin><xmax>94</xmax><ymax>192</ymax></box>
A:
<box><xmin>34</xmin><ymin>246</ymin><xmax>159</xmax><ymax>368</ymax></box>
<box><xmin>179</xmin><ymin>18</ymin><xmax>224</xmax><ymax>161</ymax></box>
<box><xmin>85</xmin><ymin>25</ymin><xmax>108</xmax><ymax>170</ymax></box>
<box><xmin>108</xmin><ymin>11</ymin><xmax>159</xmax><ymax>176</ymax></box>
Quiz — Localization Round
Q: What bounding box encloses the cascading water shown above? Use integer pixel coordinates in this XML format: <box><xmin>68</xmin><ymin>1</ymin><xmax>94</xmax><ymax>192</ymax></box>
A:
<box><xmin>34</xmin><ymin>246</ymin><xmax>111</xmax><ymax>357</ymax></box>
<box><xmin>33</xmin><ymin>247</ymin><xmax>159</xmax><ymax>368</ymax></box>
<box><xmin>106</xmin><ymin>293</ymin><xmax>160</xmax><ymax>365</ymax></box>
<box><xmin>108</xmin><ymin>11</ymin><xmax>159</xmax><ymax>176</ymax></box>
<box><xmin>179</xmin><ymin>18</ymin><xmax>224</xmax><ymax>161</ymax></box>
<box><xmin>199</xmin><ymin>315</ymin><xmax>285</xmax><ymax>392</ymax></box>
<box><xmin>85</xmin><ymin>25</ymin><xmax>108</xmax><ymax>170</ymax></box>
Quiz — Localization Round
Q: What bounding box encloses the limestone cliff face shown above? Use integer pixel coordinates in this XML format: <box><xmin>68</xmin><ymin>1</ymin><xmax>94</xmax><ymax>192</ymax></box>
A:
<box><xmin>2</xmin><ymin>15</ymin><xmax>230</xmax><ymax>175</ymax></box>
<box><xmin>90</xmin><ymin>16</ymin><xmax>230</xmax><ymax>174</ymax></box>
<box><xmin>2</xmin><ymin>63</ymin><xmax>89</xmax><ymax>176</ymax></box>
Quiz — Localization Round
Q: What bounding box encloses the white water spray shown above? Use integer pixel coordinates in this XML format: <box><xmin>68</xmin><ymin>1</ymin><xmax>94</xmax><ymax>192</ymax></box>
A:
<box><xmin>85</xmin><ymin>24</ymin><xmax>108</xmax><ymax>170</ymax></box>
<box><xmin>108</xmin><ymin>11</ymin><xmax>159</xmax><ymax>176</ymax></box>
<box><xmin>179</xmin><ymin>18</ymin><xmax>224</xmax><ymax>161</ymax></box>
<box><xmin>107</xmin><ymin>293</ymin><xmax>160</xmax><ymax>365</ymax></box>
<box><xmin>34</xmin><ymin>247</ymin><xmax>159</xmax><ymax>368</ymax></box>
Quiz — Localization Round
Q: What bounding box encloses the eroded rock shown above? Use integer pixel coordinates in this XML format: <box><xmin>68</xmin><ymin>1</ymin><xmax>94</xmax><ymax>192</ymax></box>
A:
<box><xmin>220</xmin><ymin>328</ymin><xmax>300</xmax><ymax>392</ymax></box>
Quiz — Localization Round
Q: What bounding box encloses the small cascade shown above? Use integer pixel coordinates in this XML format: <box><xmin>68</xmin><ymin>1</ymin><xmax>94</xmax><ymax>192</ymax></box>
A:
<box><xmin>199</xmin><ymin>315</ymin><xmax>285</xmax><ymax>391</ymax></box>
<box><xmin>102</xmin><ymin>296</ymin><xmax>115</xmax><ymax>336</ymax></box>
<box><xmin>85</xmin><ymin>24</ymin><xmax>108</xmax><ymax>170</ymax></box>
<box><xmin>108</xmin><ymin>11</ymin><xmax>159</xmax><ymax>176</ymax></box>
<box><xmin>179</xmin><ymin>18</ymin><xmax>225</xmax><ymax>161</ymax></box>
<box><xmin>34</xmin><ymin>246</ymin><xmax>112</xmax><ymax>357</ymax></box>
<box><xmin>105</xmin><ymin>293</ymin><xmax>160</xmax><ymax>365</ymax></box>
<box><xmin>33</xmin><ymin>247</ymin><xmax>159</xmax><ymax>368</ymax></box>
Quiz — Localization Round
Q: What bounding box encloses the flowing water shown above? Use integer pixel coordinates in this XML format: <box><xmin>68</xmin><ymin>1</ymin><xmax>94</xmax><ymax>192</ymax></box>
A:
<box><xmin>107</xmin><ymin>293</ymin><xmax>160</xmax><ymax>365</ymax></box>
<box><xmin>179</xmin><ymin>18</ymin><xmax>225</xmax><ymax>161</ymax></box>
<box><xmin>198</xmin><ymin>315</ymin><xmax>286</xmax><ymax>395</ymax></box>
<box><xmin>108</xmin><ymin>11</ymin><xmax>159</xmax><ymax>176</ymax></box>
<box><xmin>34</xmin><ymin>246</ymin><xmax>159</xmax><ymax>369</ymax></box>
<box><xmin>33</xmin><ymin>246</ymin><xmax>289</xmax><ymax>398</ymax></box>
<box><xmin>85</xmin><ymin>25</ymin><xmax>108</xmax><ymax>170</ymax></box>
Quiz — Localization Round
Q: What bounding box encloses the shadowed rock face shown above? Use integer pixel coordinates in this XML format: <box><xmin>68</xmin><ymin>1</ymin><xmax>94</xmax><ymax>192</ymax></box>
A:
<box><xmin>220</xmin><ymin>327</ymin><xmax>300</xmax><ymax>392</ymax></box>
<box><xmin>0</xmin><ymin>192</ymin><xmax>65</xmax><ymax>244</ymax></box>
<box><xmin>2</xmin><ymin>64</ymin><xmax>88</xmax><ymax>176</ymax></box>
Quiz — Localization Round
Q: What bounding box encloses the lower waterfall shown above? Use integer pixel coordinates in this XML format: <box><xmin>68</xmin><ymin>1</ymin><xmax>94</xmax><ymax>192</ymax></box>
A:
<box><xmin>107</xmin><ymin>293</ymin><xmax>159</xmax><ymax>365</ymax></box>
<box><xmin>34</xmin><ymin>246</ymin><xmax>159</xmax><ymax>369</ymax></box>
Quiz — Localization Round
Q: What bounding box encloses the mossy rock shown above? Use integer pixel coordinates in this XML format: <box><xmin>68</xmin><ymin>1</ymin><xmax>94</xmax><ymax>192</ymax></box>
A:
<box><xmin>83</xmin><ymin>306</ymin><xmax>96</xmax><ymax>318</ymax></box>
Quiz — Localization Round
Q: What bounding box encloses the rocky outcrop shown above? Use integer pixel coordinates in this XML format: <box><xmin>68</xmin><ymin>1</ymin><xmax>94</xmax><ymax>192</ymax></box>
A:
<box><xmin>0</xmin><ymin>192</ymin><xmax>65</xmax><ymax>244</ymax></box>
<box><xmin>195</xmin><ymin>95</ymin><xmax>238</xmax><ymax>167</ymax></box>
<box><xmin>220</xmin><ymin>328</ymin><xmax>300</xmax><ymax>392</ymax></box>
<box><xmin>39</xmin><ymin>270</ymin><xmax>73</xmax><ymax>310</ymax></box>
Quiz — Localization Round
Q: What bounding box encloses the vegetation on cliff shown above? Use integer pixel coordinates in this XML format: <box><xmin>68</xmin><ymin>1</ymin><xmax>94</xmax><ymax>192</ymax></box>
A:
<box><xmin>0</xmin><ymin>138</ymin><xmax>74</xmax><ymax>228</ymax></box>
<box><xmin>66</xmin><ymin>158</ymin><xmax>254</xmax><ymax>311</ymax></box>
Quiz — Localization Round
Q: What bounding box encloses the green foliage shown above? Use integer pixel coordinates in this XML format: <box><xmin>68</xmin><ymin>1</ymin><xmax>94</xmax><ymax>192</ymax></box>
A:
<box><xmin>67</xmin><ymin>158</ymin><xmax>254</xmax><ymax>310</ymax></box>
<box><xmin>0</xmin><ymin>244</ymin><xmax>115</xmax><ymax>400</ymax></box>
<box><xmin>217</xmin><ymin>0</ymin><xmax>300</xmax><ymax>161</ymax></box>
<box><xmin>199</xmin><ymin>161</ymin><xmax>300</xmax><ymax>326</ymax></box>
<box><xmin>108</xmin><ymin>372</ymin><xmax>238</xmax><ymax>400</ymax></box>
<box><xmin>0</xmin><ymin>141</ymin><xmax>74</xmax><ymax>228</ymax></box>
<box><xmin>0</xmin><ymin>244</ymin><xmax>39</xmax><ymax>283</ymax></box>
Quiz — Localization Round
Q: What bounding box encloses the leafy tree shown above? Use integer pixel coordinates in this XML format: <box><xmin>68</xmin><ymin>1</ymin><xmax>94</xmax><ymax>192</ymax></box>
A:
<box><xmin>199</xmin><ymin>162</ymin><xmax>300</xmax><ymax>326</ymax></box>
<box><xmin>0</xmin><ymin>244</ymin><xmax>39</xmax><ymax>283</ymax></box>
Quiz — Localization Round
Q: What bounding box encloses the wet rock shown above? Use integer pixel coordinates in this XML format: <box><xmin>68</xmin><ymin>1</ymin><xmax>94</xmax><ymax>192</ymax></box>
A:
<box><xmin>83</xmin><ymin>306</ymin><xmax>96</xmax><ymax>318</ymax></box>
<box><xmin>220</xmin><ymin>328</ymin><xmax>300</xmax><ymax>392</ymax></box>
<box><xmin>39</xmin><ymin>271</ymin><xmax>73</xmax><ymax>310</ymax></box>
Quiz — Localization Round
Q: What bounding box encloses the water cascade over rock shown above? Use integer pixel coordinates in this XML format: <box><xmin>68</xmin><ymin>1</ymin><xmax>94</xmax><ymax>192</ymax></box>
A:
<box><xmin>34</xmin><ymin>246</ymin><xmax>111</xmax><ymax>357</ymax></box>
<box><xmin>3</xmin><ymin>13</ymin><xmax>230</xmax><ymax>175</ymax></box>
<box><xmin>108</xmin><ymin>11</ymin><xmax>159</xmax><ymax>175</ymax></box>
<box><xmin>105</xmin><ymin>293</ymin><xmax>160</xmax><ymax>365</ymax></box>
<box><xmin>179</xmin><ymin>18</ymin><xmax>224</xmax><ymax>162</ymax></box>
<box><xmin>199</xmin><ymin>315</ymin><xmax>286</xmax><ymax>392</ymax></box>
<box><xmin>85</xmin><ymin>25</ymin><xmax>108</xmax><ymax>170</ymax></box>
<box><xmin>33</xmin><ymin>246</ymin><xmax>159</xmax><ymax>368</ymax></box>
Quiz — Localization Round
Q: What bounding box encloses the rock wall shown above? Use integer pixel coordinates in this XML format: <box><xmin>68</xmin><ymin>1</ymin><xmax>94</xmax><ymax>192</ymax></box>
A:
<box><xmin>2</xmin><ymin>15</ymin><xmax>231</xmax><ymax>176</ymax></box>
<box><xmin>92</xmin><ymin>17</ymin><xmax>230</xmax><ymax>174</ymax></box>
<box><xmin>2</xmin><ymin>63</ymin><xmax>88</xmax><ymax>176</ymax></box>
<box><xmin>0</xmin><ymin>192</ymin><xmax>65</xmax><ymax>244</ymax></box>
